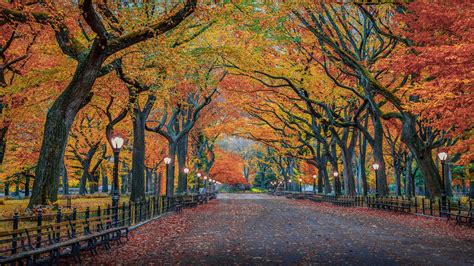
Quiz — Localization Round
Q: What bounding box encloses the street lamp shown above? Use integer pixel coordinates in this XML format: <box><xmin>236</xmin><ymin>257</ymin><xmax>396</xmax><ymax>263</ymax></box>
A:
<box><xmin>111</xmin><ymin>135</ymin><xmax>124</xmax><ymax>227</ymax></box>
<box><xmin>204</xmin><ymin>176</ymin><xmax>208</xmax><ymax>202</ymax></box>
<box><xmin>183</xmin><ymin>168</ymin><xmax>189</xmax><ymax>194</ymax></box>
<box><xmin>313</xmin><ymin>175</ymin><xmax>317</xmax><ymax>194</ymax></box>
<box><xmin>438</xmin><ymin>152</ymin><xmax>448</xmax><ymax>216</ymax></box>
<box><xmin>372</xmin><ymin>163</ymin><xmax>380</xmax><ymax>197</ymax></box>
<box><xmin>299</xmin><ymin>178</ymin><xmax>303</xmax><ymax>193</ymax></box>
<box><xmin>333</xmin><ymin>172</ymin><xmax>339</xmax><ymax>196</ymax></box>
<box><xmin>164</xmin><ymin>157</ymin><xmax>171</xmax><ymax>198</ymax></box>
<box><xmin>196</xmin><ymin>172</ymin><xmax>201</xmax><ymax>193</ymax></box>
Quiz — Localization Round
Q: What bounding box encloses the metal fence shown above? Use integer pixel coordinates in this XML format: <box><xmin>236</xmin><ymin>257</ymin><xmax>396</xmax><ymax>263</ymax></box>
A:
<box><xmin>0</xmin><ymin>193</ymin><xmax>213</xmax><ymax>258</ymax></box>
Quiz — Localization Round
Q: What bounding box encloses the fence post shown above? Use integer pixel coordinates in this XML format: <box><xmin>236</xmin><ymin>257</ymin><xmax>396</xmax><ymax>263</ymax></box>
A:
<box><xmin>139</xmin><ymin>201</ymin><xmax>143</xmax><ymax>222</ymax></box>
<box><xmin>422</xmin><ymin>198</ymin><xmax>425</xmax><ymax>215</ymax></box>
<box><xmin>56</xmin><ymin>208</ymin><xmax>62</xmax><ymax>240</ymax></box>
<box><xmin>438</xmin><ymin>198</ymin><xmax>442</xmax><ymax>217</ymax></box>
<box><xmin>72</xmin><ymin>208</ymin><xmax>77</xmax><ymax>237</ymax></box>
<box><xmin>11</xmin><ymin>212</ymin><xmax>19</xmax><ymax>255</ymax></box>
<box><xmin>128</xmin><ymin>202</ymin><xmax>133</xmax><ymax>226</ymax></box>
<box><xmin>429</xmin><ymin>198</ymin><xmax>433</xmax><ymax>216</ymax></box>
<box><xmin>106</xmin><ymin>204</ymin><xmax>111</xmax><ymax>229</ymax></box>
<box><xmin>122</xmin><ymin>202</ymin><xmax>126</xmax><ymax>227</ymax></box>
<box><xmin>97</xmin><ymin>206</ymin><xmax>101</xmax><ymax>232</ymax></box>
<box><xmin>145</xmin><ymin>199</ymin><xmax>149</xmax><ymax>220</ymax></box>
<box><xmin>85</xmin><ymin>207</ymin><xmax>90</xmax><ymax>233</ymax></box>
<box><xmin>447</xmin><ymin>198</ymin><xmax>451</xmax><ymax>214</ymax></box>
<box><xmin>36</xmin><ymin>209</ymin><xmax>43</xmax><ymax>248</ymax></box>
<box><xmin>414</xmin><ymin>197</ymin><xmax>418</xmax><ymax>213</ymax></box>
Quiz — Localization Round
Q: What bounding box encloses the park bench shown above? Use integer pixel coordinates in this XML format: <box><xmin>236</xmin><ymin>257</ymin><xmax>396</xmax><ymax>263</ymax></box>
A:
<box><xmin>171</xmin><ymin>197</ymin><xmax>184</xmax><ymax>213</ymax></box>
<box><xmin>367</xmin><ymin>197</ymin><xmax>411</xmax><ymax>213</ymax></box>
<box><xmin>182</xmin><ymin>195</ymin><xmax>198</xmax><ymax>208</ymax></box>
<box><xmin>332</xmin><ymin>196</ymin><xmax>355</xmax><ymax>207</ymax></box>
<box><xmin>308</xmin><ymin>194</ymin><xmax>324</xmax><ymax>203</ymax></box>
<box><xmin>0</xmin><ymin>211</ymin><xmax>128</xmax><ymax>264</ymax></box>
<box><xmin>275</xmin><ymin>191</ymin><xmax>284</xmax><ymax>196</ymax></box>
<box><xmin>447</xmin><ymin>205</ymin><xmax>473</xmax><ymax>227</ymax></box>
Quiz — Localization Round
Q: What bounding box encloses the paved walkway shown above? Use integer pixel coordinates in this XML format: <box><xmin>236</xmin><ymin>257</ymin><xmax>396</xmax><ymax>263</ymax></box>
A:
<box><xmin>82</xmin><ymin>193</ymin><xmax>474</xmax><ymax>265</ymax></box>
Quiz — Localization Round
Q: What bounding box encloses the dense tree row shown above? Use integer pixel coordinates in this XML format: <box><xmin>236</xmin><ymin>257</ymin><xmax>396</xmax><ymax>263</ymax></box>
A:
<box><xmin>0</xmin><ymin>1</ymin><xmax>472</xmax><ymax>208</ymax></box>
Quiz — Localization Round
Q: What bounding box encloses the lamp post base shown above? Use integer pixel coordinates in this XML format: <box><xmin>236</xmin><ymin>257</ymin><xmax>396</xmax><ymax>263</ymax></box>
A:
<box><xmin>440</xmin><ymin>191</ymin><xmax>447</xmax><ymax>217</ymax></box>
<box><xmin>112</xmin><ymin>194</ymin><xmax>119</xmax><ymax>227</ymax></box>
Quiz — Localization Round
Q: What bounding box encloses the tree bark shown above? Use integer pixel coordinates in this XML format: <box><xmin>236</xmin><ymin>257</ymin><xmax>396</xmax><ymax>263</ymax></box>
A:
<box><xmin>401</xmin><ymin>113</ymin><xmax>441</xmax><ymax>197</ymax></box>
<box><xmin>25</xmin><ymin>175</ymin><xmax>30</xmax><ymax>197</ymax></box>
<box><xmin>359</xmin><ymin>129</ymin><xmax>368</xmax><ymax>196</ymax></box>
<box><xmin>28</xmin><ymin>42</ymin><xmax>107</xmax><ymax>208</ymax></box>
<box><xmin>88</xmin><ymin>174</ymin><xmax>99</xmax><ymax>193</ymax></box>
<box><xmin>61</xmin><ymin>162</ymin><xmax>68</xmax><ymax>195</ymax></box>
<box><xmin>176</xmin><ymin>133</ymin><xmax>189</xmax><ymax>193</ymax></box>
<box><xmin>0</xmin><ymin>124</ymin><xmax>8</xmax><ymax>165</ymax></box>
<box><xmin>102</xmin><ymin>174</ymin><xmax>108</xmax><ymax>193</ymax></box>
<box><xmin>130</xmin><ymin>108</ymin><xmax>146</xmax><ymax>202</ymax></box>
<box><xmin>167</xmin><ymin>141</ymin><xmax>177</xmax><ymax>197</ymax></box>
<box><xmin>4</xmin><ymin>183</ymin><xmax>9</xmax><ymax>196</ymax></box>
<box><xmin>371</xmin><ymin>113</ymin><xmax>389</xmax><ymax>196</ymax></box>
<box><xmin>79</xmin><ymin>170</ymin><xmax>89</xmax><ymax>195</ymax></box>
<box><xmin>145</xmin><ymin>168</ymin><xmax>152</xmax><ymax>193</ymax></box>
<box><xmin>446</xmin><ymin>163</ymin><xmax>452</xmax><ymax>197</ymax></box>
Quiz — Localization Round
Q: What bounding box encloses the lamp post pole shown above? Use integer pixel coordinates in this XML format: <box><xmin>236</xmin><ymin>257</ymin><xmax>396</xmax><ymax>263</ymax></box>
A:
<box><xmin>164</xmin><ymin>157</ymin><xmax>171</xmax><ymax>207</ymax></box>
<box><xmin>204</xmin><ymin>176</ymin><xmax>208</xmax><ymax>203</ymax></box>
<box><xmin>372</xmin><ymin>163</ymin><xmax>380</xmax><ymax>197</ymax></box>
<box><xmin>112</xmin><ymin>149</ymin><xmax>120</xmax><ymax>226</ymax></box>
<box><xmin>438</xmin><ymin>152</ymin><xmax>448</xmax><ymax>216</ymax></box>
<box><xmin>110</xmin><ymin>136</ymin><xmax>124</xmax><ymax>227</ymax></box>
<box><xmin>299</xmin><ymin>178</ymin><xmax>303</xmax><ymax>193</ymax></box>
<box><xmin>313</xmin><ymin>175</ymin><xmax>316</xmax><ymax>194</ymax></box>
<box><xmin>184</xmin><ymin>168</ymin><xmax>189</xmax><ymax>194</ymax></box>
<box><xmin>333</xmin><ymin>172</ymin><xmax>339</xmax><ymax>196</ymax></box>
<box><xmin>196</xmin><ymin>173</ymin><xmax>201</xmax><ymax>194</ymax></box>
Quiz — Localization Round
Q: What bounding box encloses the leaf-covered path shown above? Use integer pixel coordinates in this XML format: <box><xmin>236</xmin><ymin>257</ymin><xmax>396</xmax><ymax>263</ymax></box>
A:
<box><xmin>81</xmin><ymin>194</ymin><xmax>474</xmax><ymax>265</ymax></box>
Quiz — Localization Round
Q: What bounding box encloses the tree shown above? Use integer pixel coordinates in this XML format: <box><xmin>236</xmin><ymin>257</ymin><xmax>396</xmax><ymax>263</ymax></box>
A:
<box><xmin>0</xmin><ymin>0</ymin><xmax>198</xmax><ymax>207</ymax></box>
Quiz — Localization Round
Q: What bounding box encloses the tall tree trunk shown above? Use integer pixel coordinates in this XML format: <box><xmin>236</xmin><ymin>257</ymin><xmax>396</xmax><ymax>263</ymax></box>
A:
<box><xmin>329</xmin><ymin>142</ymin><xmax>341</xmax><ymax>195</ymax></box>
<box><xmin>359</xmin><ymin>130</ymin><xmax>368</xmax><ymax>196</ymax></box>
<box><xmin>340</xmin><ymin>129</ymin><xmax>357</xmax><ymax>195</ymax></box>
<box><xmin>79</xmin><ymin>171</ymin><xmax>89</xmax><ymax>195</ymax></box>
<box><xmin>401</xmin><ymin>113</ymin><xmax>441</xmax><ymax>197</ymax></box>
<box><xmin>167</xmin><ymin>141</ymin><xmax>177</xmax><ymax>197</ymax></box>
<box><xmin>28</xmin><ymin>43</ymin><xmax>107</xmax><ymax>208</ymax></box>
<box><xmin>394</xmin><ymin>166</ymin><xmax>402</xmax><ymax>196</ymax></box>
<box><xmin>89</xmin><ymin>175</ymin><xmax>99</xmax><ymax>193</ymax></box>
<box><xmin>446</xmin><ymin>163</ymin><xmax>452</xmax><ymax>197</ymax></box>
<box><xmin>145</xmin><ymin>168</ymin><xmax>152</xmax><ymax>193</ymax></box>
<box><xmin>25</xmin><ymin>175</ymin><xmax>30</xmax><ymax>197</ymax></box>
<box><xmin>372</xmin><ymin>113</ymin><xmax>389</xmax><ymax>196</ymax></box>
<box><xmin>121</xmin><ymin>173</ymin><xmax>127</xmax><ymax>194</ymax></box>
<box><xmin>176</xmin><ymin>133</ymin><xmax>189</xmax><ymax>193</ymax></box>
<box><xmin>0</xmin><ymin>125</ymin><xmax>8</xmax><ymax>165</ymax></box>
<box><xmin>61</xmin><ymin>162</ymin><xmax>68</xmax><ymax>195</ymax></box>
<box><xmin>102</xmin><ymin>174</ymin><xmax>108</xmax><ymax>193</ymax></box>
<box><xmin>317</xmin><ymin>167</ymin><xmax>323</xmax><ymax>193</ymax></box>
<box><xmin>4</xmin><ymin>182</ymin><xmax>9</xmax><ymax>196</ymax></box>
<box><xmin>392</xmin><ymin>150</ymin><xmax>402</xmax><ymax>196</ymax></box>
<box><xmin>130</xmin><ymin>110</ymin><xmax>146</xmax><ymax>202</ymax></box>
<box><xmin>154</xmin><ymin>171</ymin><xmax>161</xmax><ymax>195</ymax></box>
<box><xmin>404</xmin><ymin>153</ymin><xmax>415</xmax><ymax>197</ymax></box>
<box><xmin>15</xmin><ymin>178</ymin><xmax>19</xmax><ymax>197</ymax></box>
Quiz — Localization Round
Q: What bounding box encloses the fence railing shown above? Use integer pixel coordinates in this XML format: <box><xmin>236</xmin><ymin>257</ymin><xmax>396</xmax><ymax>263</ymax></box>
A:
<box><xmin>273</xmin><ymin>191</ymin><xmax>473</xmax><ymax>219</ymax></box>
<box><xmin>0</xmin><ymin>193</ymin><xmax>215</xmax><ymax>258</ymax></box>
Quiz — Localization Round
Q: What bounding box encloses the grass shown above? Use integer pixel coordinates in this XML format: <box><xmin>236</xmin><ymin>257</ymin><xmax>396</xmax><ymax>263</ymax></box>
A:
<box><xmin>0</xmin><ymin>195</ymin><xmax>130</xmax><ymax>218</ymax></box>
